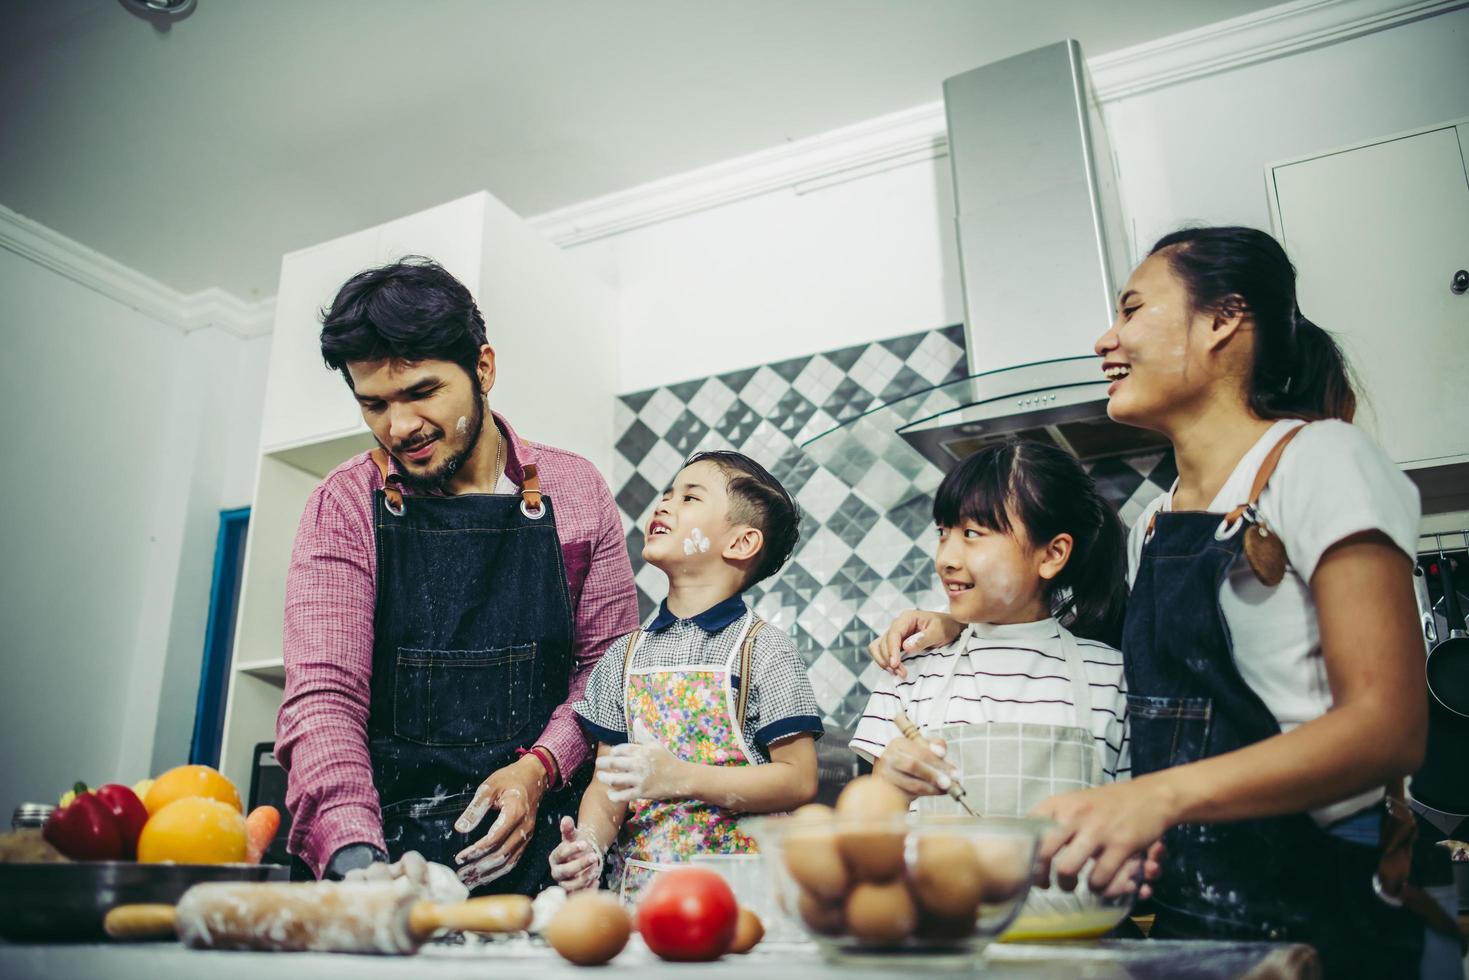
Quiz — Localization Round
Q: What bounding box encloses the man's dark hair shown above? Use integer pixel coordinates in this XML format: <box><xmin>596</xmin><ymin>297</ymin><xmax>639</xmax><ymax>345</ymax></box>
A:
<box><xmin>684</xmin><ymin>450</ymin><xmax>802</xmax><ymax>588</ymax></box>
<box><xmin>319</xmin><ymin>256</ymin><xmax>487</xmax><ymax>388</ymax></box>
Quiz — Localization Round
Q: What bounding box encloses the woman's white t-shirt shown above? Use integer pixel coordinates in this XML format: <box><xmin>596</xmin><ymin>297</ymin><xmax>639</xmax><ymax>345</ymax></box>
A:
<box><xmin>1128</xmin><ymin>419</ymin><xmax>1421</xmax><ymax>825</ymax></box>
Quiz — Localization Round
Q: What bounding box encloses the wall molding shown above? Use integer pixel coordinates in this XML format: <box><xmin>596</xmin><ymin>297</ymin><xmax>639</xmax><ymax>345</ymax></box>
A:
<box><xmin>531</xmin><ymin>0</ymin><xmax>1466</xmax><ymax>246</ymax></box>
<box><xmin>3</xmin><ymin>0</ymin><xmax>1459</xmax><ymax>325</ymax></box>
<box><xmin>0</xmin><ymin>203</ymin><xmax>274</xmax><ymax>339</ymax></box>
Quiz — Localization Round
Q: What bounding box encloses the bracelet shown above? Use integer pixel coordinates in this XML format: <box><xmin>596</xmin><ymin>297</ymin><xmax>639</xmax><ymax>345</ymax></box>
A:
<box><xmin>517</xmin><ymin>745</ymin><xmax>559</xmax><ymax>787</ymax></box>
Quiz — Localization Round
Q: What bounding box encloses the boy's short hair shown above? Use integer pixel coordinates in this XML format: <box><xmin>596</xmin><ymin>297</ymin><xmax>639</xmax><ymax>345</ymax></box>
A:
<box><xmin>685</xmin><ymin>450</ymin><xmax>801</xmax><ymax>588</ymax></box>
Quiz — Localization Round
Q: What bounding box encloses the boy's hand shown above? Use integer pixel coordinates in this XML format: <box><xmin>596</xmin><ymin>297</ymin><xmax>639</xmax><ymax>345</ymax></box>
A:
<box><xmin>595</xmin><ymin>736</ymin><xmax>688</xmax><ymax>803</ymax></box>
<box><xmin>548</xmin><ymin>816</ymin><xmax>604</xmax><ymax>893</ymax></box>
<box><xmin>868</xmin><ymin>610</ymin><xmax>964</xmax><ymax>679</ymax></box>
<box><xmin>874</xmin><ymin>733</ymin><xmax>957</xmax><ymax>799</ymax></box>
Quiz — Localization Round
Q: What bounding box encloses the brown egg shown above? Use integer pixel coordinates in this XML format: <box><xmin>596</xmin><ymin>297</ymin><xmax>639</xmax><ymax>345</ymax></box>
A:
<box><xmin>797</xmin><ymin>887</ymin><xmax>846</xmax><ymax>936</ymax></box>
<box><xmin>782</xmin><ymin>805</ymin><xmax>849</xmax><ymax>900</ymax></box>
<box><xmin>844</xmin><ymin>880</ymin><xmax>917</xmax><ymax>945</ymax></box>
<box><xmin>971</xmin><ymin>838</ymin><xmax>1031</xmax><ymax>903</ymax></box>
<box><xmin>730</xmin><ymin>905</ymin><xmax>764</xmax><ymax>953</ymax></box>
<box><xmin>834</xmin><ymin>776</ymin><xmax>909</xmax><ymax>881</ymax></box>
<box><xmin>908</xmin><ymin>833</ymin><xmax>985</xmax><ymax>920</ymax></box>
<box><xmin>545</xmin><ymin>891</ymin><xmax>632</xmax><ymax>966</ymax></box>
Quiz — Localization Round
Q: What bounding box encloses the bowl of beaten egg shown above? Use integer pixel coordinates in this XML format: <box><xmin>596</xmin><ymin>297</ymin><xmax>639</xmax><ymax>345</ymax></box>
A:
<box><xmin>746</xmin><ymin>785</ymin><xmax>1049</xmax><ymax>964</ymax></box>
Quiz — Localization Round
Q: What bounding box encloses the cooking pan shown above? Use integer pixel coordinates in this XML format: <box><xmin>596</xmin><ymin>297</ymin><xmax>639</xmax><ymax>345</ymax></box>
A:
<box><xmin>1414</xmin><ymin>564</ymin><xmax>1438</xmax><ymax>650</ymax></box>
<box><xmin>1427</xmin><ymin>548</ymin><xmax>1469</xmax><ymax>718</ymax></box>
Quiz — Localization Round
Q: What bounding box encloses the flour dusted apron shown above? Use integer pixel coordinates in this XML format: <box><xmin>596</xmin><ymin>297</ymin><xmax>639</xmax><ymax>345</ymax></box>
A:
<box><xmin>1126</xmin><ymin>424</ymin><xmax>1422</xmax><ymax>975</ymax></box>
<box><xmin>607</xmin><ymin>613</ymin><xmax>766</xmax><ymax>904</ymax></box>
<box><xmin>365</xmin><ymin>449</ymin><xmax>585</xmax><ymax>897</ymax></box>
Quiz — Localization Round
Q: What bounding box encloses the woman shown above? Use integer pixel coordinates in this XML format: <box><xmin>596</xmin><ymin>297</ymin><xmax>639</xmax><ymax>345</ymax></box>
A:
<box><xmin>871</xmin><ymin>227</ymin><xmax>1430</xmax><ymax>975</ymax></box>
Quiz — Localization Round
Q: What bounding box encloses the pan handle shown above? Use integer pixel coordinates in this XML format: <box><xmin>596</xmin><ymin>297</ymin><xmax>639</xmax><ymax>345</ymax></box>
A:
<box><xmin>1437</xmin><ymin>554</ymin><xmax>1468</xmax><ymax>639</ymax></box>
<box><xmin>1414</xmin><ymin>566</ymin><xmax>1438</xmax><ymax>647</ymax></box>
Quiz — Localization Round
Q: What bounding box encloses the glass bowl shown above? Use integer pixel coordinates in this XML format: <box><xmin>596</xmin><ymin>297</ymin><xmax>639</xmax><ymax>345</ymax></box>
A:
<box><xmin>745</xmin><ymin>812</ymin><xmax>1047</xmax><ymax>965</ymax></box>
<box><xmin>1002</xmin><ymin>869</ymin><xmax>1135</xmax><ymax>942</ymax></box>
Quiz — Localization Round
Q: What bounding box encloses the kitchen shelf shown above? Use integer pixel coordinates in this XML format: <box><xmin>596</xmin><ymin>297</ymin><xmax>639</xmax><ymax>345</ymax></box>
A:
<box><xmin>236</xmin><ymin>659</ymin><xmax>287</xmax><ymax>683</ymax></box>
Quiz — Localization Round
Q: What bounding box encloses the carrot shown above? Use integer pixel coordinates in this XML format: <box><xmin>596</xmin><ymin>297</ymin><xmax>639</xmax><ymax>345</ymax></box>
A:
<box><xmin>244</xmin><ymin>805</ymin><xmax>280</xmax><ymax>864</ymax></box>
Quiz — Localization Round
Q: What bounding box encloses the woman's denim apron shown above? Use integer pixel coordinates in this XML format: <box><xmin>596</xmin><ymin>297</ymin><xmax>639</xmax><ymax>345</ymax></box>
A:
<box><xmin>1124</xmin><ymin>430</ymin><xmax>1422</xmax><ymax>976</ymax></box>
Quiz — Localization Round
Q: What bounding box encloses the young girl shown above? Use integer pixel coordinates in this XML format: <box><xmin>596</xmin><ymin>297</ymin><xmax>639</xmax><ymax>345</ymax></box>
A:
<box><xmin>851</xmin><ymin>441</ymin><xmax>1131</xmax><ymax>880</ymax></box>
<box><xmin>873</xmin><ymin>228</ymin><xmax>1434</xmax><ymax>976</ymax></box>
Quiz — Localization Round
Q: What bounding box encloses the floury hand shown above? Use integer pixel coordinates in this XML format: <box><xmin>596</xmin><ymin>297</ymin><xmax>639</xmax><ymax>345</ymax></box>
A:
<box><xmin>547</xmin><ymin>816</ymin><xmax>604</xmax><ymax>892</ymax></box>
<box><xmin>595</xmin><ymin>723</ymin><xmax>689</xmax><ymax>803</ymax></box>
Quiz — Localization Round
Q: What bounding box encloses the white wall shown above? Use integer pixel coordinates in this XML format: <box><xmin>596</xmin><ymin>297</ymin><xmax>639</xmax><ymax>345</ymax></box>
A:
<box><xmin>0</xmin><ymin>246</ymin><xmax>268</xmax><ymax>809</ymax></box>
<box><xmin>1106</xmin><ymin>7</ymin><xmax>1469</xmax><ymax>259</ymax></box>
<box><xmin>576</xmin><ymin>6</ymin><xmax>1469</xmax><ymax>397</ymax></box>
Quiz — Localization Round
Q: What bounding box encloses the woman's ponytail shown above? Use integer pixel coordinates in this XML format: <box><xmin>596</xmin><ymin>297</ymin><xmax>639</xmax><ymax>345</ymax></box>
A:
<box><xmin>1151</xmin><ymin>227</ymin><xmax>1357</xmax><ymax>423</ymax></box>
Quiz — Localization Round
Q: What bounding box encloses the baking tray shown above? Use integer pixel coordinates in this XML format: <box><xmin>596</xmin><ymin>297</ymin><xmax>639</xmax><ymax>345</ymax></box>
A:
<box><xmin>0</xmin><ymin>861</ymin><xmax>289</xmax><ymax>941</ymax></box>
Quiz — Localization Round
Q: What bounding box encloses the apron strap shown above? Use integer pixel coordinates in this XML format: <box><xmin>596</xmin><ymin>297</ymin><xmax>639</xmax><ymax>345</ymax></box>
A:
<box><xmin>369</xmin><ymin>448</ymin><xmax>406</xmax><ymax>516</ymax></box>
<box><xmin>521</xmin><ymin>463</ymin><xmax>543</xmax><ymax>513</ymax></box>
<box><xmin>620</xmin><ymin>628</ymin><xmax>645</xmax><ymax>741</ymax></box>
<box><xmin>1056</xmin><ymin>627</ymin><xmax>1095</xmax><ymax>736</ymax></box>
<box><xmin>735</xmin><ymin>618</ymin><xmax>767</xmax><ymax>732</ymax></box>
<box><xmin>1224</xmin><ymin>422</ymin><xmax>1308</xmax><ymax>524</ymax></box>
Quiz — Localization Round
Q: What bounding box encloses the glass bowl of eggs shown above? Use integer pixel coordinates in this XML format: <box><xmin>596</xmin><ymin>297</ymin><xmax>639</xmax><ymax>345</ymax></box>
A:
<box><xmin>745</xmin><ymin>777</ymin><xmax>1048</xmax><ymax>965</ymax></box>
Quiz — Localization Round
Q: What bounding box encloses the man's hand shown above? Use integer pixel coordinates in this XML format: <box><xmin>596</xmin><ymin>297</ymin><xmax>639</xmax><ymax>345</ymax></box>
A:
<box><xmin>594</xmin><ymin>736</ymin><xmax>688</xmax><ymax>803</ymax></box>
<box><xmin>453</xmin><ymin>755</ymin><xmax>548</xmax><ymax>889</ymax></box>
<box><xmin>344</xmin><ymin>849</ymin><xmax>469</xmax><ymax>904</ymax></box>
<box><xmin>874</xmin><ymin>734</ymin><xmax>957</xmax><ymax>800</ymax></box>
<box><xmin>867</xmin><ymin>610</ymin><xmax>964</xmax><ymax>679</ymax></box>
<box><xmin>548</xmin><ymin>816</ymin><xmax>604</xmax><ymax>892</ymax></box>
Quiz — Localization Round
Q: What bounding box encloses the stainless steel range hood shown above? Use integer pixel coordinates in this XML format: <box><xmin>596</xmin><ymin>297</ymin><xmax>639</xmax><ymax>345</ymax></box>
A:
<box><xmin>803</xmin><ymin>40</ymin><xmax>1167</xmax><ymax>479</ymax></box>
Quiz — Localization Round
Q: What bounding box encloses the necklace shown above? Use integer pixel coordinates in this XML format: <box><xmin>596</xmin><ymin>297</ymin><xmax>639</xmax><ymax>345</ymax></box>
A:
<box><xmin>493</xmin><ymin>428</ymin><xmax>506</xmax><ymax>489</ymax></box>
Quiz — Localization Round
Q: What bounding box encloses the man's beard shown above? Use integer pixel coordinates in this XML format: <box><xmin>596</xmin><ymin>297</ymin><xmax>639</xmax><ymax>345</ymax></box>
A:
<box><xmin>391</xmin><ymin>397</ymin><xmax>484</xmax><ymax>495</ymax></box>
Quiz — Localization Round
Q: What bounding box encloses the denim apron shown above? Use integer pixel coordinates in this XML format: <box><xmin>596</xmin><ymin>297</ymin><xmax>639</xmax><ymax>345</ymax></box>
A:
<box><xmin>365</xmin><ymin>449</ymin><xmax>585</xmax><ymax>896</ymax></box>
<box><xmin>1125</xmin><ymin>426</ymin><xmax>1422</xmax><ymax>975</ymax></box>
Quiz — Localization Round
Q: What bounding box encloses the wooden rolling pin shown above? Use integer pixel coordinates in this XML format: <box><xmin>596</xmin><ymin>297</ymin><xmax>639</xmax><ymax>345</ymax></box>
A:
<box><xmin>104</xmin><ymin>881</ymin><xmax>532</xmax><ymax>953</ymax></box>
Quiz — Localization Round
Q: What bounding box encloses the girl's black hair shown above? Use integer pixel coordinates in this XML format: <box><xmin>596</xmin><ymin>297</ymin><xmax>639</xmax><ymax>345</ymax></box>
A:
<box><xmin>932</xmin><ymin>440</ymin><xmax>1128</xmax><ymax>646</ymax></box>
<box><xmin>1150</xmin><ymin>226</ymin><xmax>1356</xmax><ymax>422</ymax></box>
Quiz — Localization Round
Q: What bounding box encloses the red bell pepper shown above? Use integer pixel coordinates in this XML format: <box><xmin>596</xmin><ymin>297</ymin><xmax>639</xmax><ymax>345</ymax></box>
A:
<box><xmin>42</xmin><ymin>782</ymin><xmax>127</xmax><ymax>861</ymax></box>
<box><xmin>93</xmin><ymin>784</ymin><xmax>149</xmax><ymax>859</ymax></box>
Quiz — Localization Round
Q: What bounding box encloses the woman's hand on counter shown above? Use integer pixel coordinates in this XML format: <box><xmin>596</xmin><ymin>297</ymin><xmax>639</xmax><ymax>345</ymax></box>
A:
<box><xmin>1031</xmin><ymin>775</ymin><xmax>1179</xmax><ymax>899</ymax></box>
<box><xmin>867</xmin><ymin>610</ymin><xmax>964</xmax><ymax>678</ymax></box>
<box><xmin>873</xmin><ymin>734</ymin><xmax>957</xmax><ymax>800</ymax></box>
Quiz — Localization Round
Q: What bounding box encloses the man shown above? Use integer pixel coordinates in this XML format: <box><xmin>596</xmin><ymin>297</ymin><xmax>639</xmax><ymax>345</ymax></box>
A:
<box><xmin>275</xmin><ymin>257</ymin><xmax>639</xmax><ymax>893</ymax></box>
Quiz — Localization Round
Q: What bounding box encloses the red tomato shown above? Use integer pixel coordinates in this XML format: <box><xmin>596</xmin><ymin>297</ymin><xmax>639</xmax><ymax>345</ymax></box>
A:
<box><xmin>636</xmin><ymin>867</ymin><xmax>739</xmax><ymax>962</ymax></box>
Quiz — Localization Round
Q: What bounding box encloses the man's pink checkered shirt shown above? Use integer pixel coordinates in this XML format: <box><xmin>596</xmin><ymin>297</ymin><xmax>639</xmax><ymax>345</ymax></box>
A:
<box><xmin>275</xmin><ymin>413</ymin><xmax>639</xmax><ymax>877</ymax></box>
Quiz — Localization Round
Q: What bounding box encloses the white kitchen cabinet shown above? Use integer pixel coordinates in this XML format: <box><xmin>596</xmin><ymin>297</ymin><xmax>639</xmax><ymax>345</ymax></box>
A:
<box><xmin>1268</xmin><ymin>120</ymin><xmax>1469</xmax><ymax>484</ymax></box>
<box><xmin>218</xmin><ymin>192</ymin><xmax>618</xmax><ymax>795</ymax></box>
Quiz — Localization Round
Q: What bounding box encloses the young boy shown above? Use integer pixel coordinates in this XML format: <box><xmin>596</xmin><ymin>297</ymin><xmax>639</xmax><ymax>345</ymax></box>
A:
<box><xmin>549</xmin><ymin>451</ymin><xmax>822</xmax><ymax>900</ymax></box>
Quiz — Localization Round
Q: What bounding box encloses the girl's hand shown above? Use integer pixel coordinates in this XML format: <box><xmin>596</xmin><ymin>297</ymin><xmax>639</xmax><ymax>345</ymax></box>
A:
<box><xmin>547</xmin><ymin>816</ymin><xmax>603</xmax><ymax>892</ymax></box>
<box><xmin>1031</xmin><ymin>777</ymin><xmax>1178</xmax><ymax>898</ymax></box>
<box><xmin>874</xmin><ymin>734</ymin><xmax>957</xmax><ymax>799</ymax></box>
<box><xmin>595</xmin><ymin>737</ymin><xmax>688</xmax><ymax>803</ymax></box>
<box><xmin>867</xmin><ymin>610</ymin><xmax>964</xmax><ymax>679</ymax></box>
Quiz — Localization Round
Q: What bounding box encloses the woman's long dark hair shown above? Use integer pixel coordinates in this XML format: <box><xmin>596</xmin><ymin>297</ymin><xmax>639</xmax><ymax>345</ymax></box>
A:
<box><xmin>1150</xmin><ymin>226</ymin><xmax>1356</xmax><ymax>422</ymax></box>
<box><xmin>933</xmin><ymin>441</ymin><xmax>1127</xmax><ymax>647</ymax></box>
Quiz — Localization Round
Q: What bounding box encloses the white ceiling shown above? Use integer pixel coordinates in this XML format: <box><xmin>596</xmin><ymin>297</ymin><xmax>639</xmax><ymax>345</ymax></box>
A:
<box><xmin>0</xmin><ymin>0</ymin><xmax>1281</xmax><ymax>300</ymax></box>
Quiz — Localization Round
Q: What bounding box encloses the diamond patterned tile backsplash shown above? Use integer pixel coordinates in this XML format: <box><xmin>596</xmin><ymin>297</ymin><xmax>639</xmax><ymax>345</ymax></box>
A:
<box><xmin>611</xmin><ymin>326</ymin><xmax>1177</xmax><ymax>731</ymax></box>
